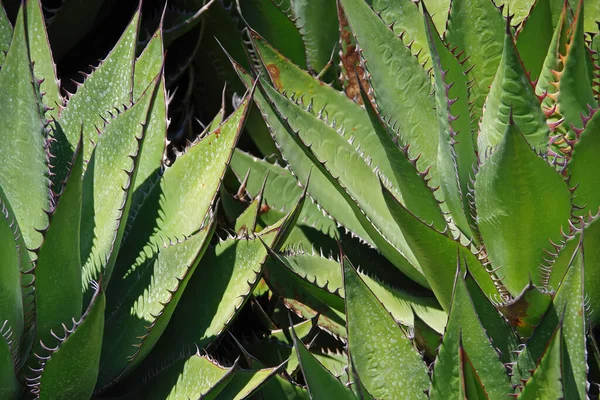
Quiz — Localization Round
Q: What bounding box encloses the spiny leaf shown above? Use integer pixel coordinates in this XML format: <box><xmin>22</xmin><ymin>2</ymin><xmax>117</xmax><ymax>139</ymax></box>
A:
<box><xmin>54</xmin><ymin>5</ymin><xmax>139</xmax><ymax>184</ymax></box>
<box><xmin>97</xmin><ymin>214</ymin><xmax>215</xmax><ymax>390</ymax></box>
<box><xmin>339</xmin><ymin>0</ymin><xmax>441</xmax><ymax>191</ymax></box>
<box><xmin>496</xmin><ymin>284</ymin><xmax>553</xmax><ymax>338</ymax></box>
<box><xmin>424</xmin><ymin>6</ymin><xmax>478</xmax><ymax>239</ymax></box>
<box><xmin>31</xmin><ymin>137</ymin><xmax>84</xmax><ymax>362</ymax></box>
<box><xmin>0</xmin><ymin>325</ymin><xmax>19</xmax><ymax>400</ymax></box>
<box><xmin>80</xmin><ymin>75</ymin><xmax>159</xmax><ymax>292</ymax></box>
<box><xmin>0</xmin><ymin>3</ymin><xmax>11</xmax><ymax>66</ymax></box>
<box><xmin>25</xmin><ymin>0</ymin><xmax>62</xmax><ymax>120</ymax></box>
<box><xmin>445</xmin><ymin>0</ymin><xmax>505</xmax><ymax>125</ymax></box>
<box><xmin>381</xmin><ymin>182</ymin><xmax>499</xmax><ymax>311</ymax></box>
<box><xmin>209</xmin><ymin>365</ymin><xmax>281</xmax><ymax>400</ymax></box>
<box><xmin>258</xmin><ymin>372</ymin><xmax>310</xmax><ymax>399</ymax></box>
<box><xmin>343</xmin><ymin>257</ymin><xmax>430</xmax><ymax>399</ymax></box>
<box><xmin>475</xmin><ymin>118</ymin><xmax>571</xmax><ymax>296</ymax></box>
<box><xmin>430</xmin><ymin>271</ymin><xmax>512</xmax><ymax>400</ymax></box>
<box><xmin>478</xmin><ymin>23</ymin><xmax>550</xmax><ymax>156</ymax></box>
<box><xmin>31</xmin><ymin>286</ymin><xmax>105</xmax><ymax>400</ymax></box>
<box><xmin>0</xmin><ymin>5</ymin><xmax>49</xmax><ymax>251</ymax></box>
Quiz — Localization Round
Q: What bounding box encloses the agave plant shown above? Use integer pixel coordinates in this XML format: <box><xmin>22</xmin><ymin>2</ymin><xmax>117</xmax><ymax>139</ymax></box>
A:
<box><xmin>219</xmin><ymin>0</ymin><xmax>600</xmax><ymax>397</ymax></box>
<box><xmin>0</xmin><ymin>1</ymin><xmax>316</xmax><ymax>398</ymax></box>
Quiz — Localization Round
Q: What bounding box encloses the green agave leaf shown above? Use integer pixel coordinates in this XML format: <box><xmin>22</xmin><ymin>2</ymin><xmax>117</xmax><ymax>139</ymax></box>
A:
<box><xmin>289</xmin><ymin>0</ymin><xmax>339</xmax><ymax>81</ymax></box>
<box><xmin>0</xmin><ymin>3</ymin><xmax>11</xmax><ymax>66</ymax></box>
<box><xmin>114</xmin><ymin>91</ymin><xmax>252</xmax><ymax>287</ymax></box>
<box><xmin>568</xmin><ymin>107</ymin><xmax>600</xmax><ymax>217</ymax></box>
<box><xmin>0</xmin><ymin>327</ymin><xmax>19</xmax><ymax>400</ymax></box>
<box><xmin>422</xmin><ymin>0</ymin><xmax>450</xmax><ymax>29</ymax></box>
<box><xmin>464</xmin><ymin>273</ymin><xmax>519</xmax><ymax>364</ymax></box>
<box><xmin>424</xmin><ymin>7</ymin><xmax>477</xmax><ymax>239</ymax></box>
<box><xmin>241</xmin><ymin>335</ymin><xmax>299</xmax><ymax>376</ymax></box>
<box><xmin>80</xmin><ymin>76</ymin><xmax>159</xmax><ymax>291</ymax></box>
<box><xmin>517</xmin><ymin>323</ymin><xmax>564</xmax><ymax>399</ymax></box>
<box><xmin>0</xmin><ymin>187</ymin><xmax>24</xmax><ymax>350</ymax></box>
<box><xmin>210</xmin><ymin>365</ymin><xmax>281</xmax><ymax>400</ymax></box>
<box><xmin>0</xmin><ymin>5</ymin><xmax>49</xmax><ymax>251</ymax></box>
<box><xmin>30</xmin><ymin>286</ymin><xmax>105</xmax><ymax>400</ymax></box>
<box><xmin>497</xmin><ymin>284</ymin><xmax>553</xmax><ymax>338</ymax></box>
<box><xmin>344</xmin><ymin>257</ymin><xmax>430</xmax><ymax>399</ymax></box>
<box><xmin>142</xmin><ymin>221</ymin><xmax>284</xmax><ymax>372</ymax></box>
<box><xmin>240</xmin><ymin>0</ymin><xmax>307</xmax><ymax>70</ymax></box>
<box><xmin>556</xmin><ymin>0</ymin><xmax>597</xmax><ymax>130</ymax></box>
<box><xmin>479</xmin><ymin>24</ymin><xmax>550</xmax><ymax>156</ymax></box>
<box><xmin>293</xmin><ymin>328</ymin><xmax>356</xmax><ymax>399</ymax></box>
<box><xmin>413</xmin><ymin>313</ymin><xmax>442</xmax><ymax>360</ymax></box>
<box><xmin>253</xmin><ymin>33</ymin><xmax>445</xmax><ymax>231</ymax></box>
<box><xmin>46</xmin><ymin>0</ymin><xmax>106</xmax><ymax>61</ymax></box>
<box><xmin>548</xmin><ymin>216</ymin><xmax>600</xmax><ymax>324</ymax></box>
<box><xmin>32</xmin><ymin>138</ymin><xmax>84</xmax><ymax>359</ymax></box>
<box><xmin>512</xmin><ymin>238</ymin><xmax>586</xmax><ymax>397</ymax></box>
<box><xmin>516</xmin><ymin>0</ymin><xmax>566</xmax><ymax>82</ymax></box>
<box><xmin>230</xmin><ymin>149</ymin><xmax>338</xmax><ymax>237</ymax></box>
<box><xmin>445</xmin><ymin>0</ymin><xmax>505</xmax><ymax>125</ymax></box>
<box><xmin>475</xmin><ymin>118</ymin><xmax>571</xmax><ymax>295</ymax></box>
<box><xmin>371</xmin><ymin>0</ymin><xmax>431</xmax><ymax>69</ymax></box>
<box><xmin>339</xmin><ymin>0</ymin><xmax>441</xmax><ymax>191</ymax></box>
<box><xmin>430</xmin><ymin>271</ymin><xmax>512</xmax><ymax>399</ymax></box>
<box><xmin>130</xmin><ymin>28</ymin><xmax>167</xmax><ymax>208</ymax></box>
<box><xmin>25</xmin><ymin>0</ymin><xmax>61</xmax><ymax>120</ymax></box>
<box><xmin>97</xmin><ymin>214</ymin><xmax>216</xmax><ymax>389</ymax></box>
<box><xmin>55</xmin><ymin>5</ymin><xmax>139</xmax><ymax>184</ymax></box>
<box><xmin>457</xmin><ymin>336</ymin><xmax>489</xmax><ymax>400</ymax></box>
<box><xmin>264</xmin><ymin>252</ymin><xmax>347</xmax><ymax>339</ymax></box>
<box><xmin>270</xmin><ymin>318</ymin><xmax>314</xmax><ymax>345</ymax></box>
<box><xmin>381</xmin><ymin>182</ymin><xmax>499</xmax><ymax>311</ymax></box>
<box><xmin>312</xmin><ymin>349</ymin><xmax>350</xmax><ymax>384</ymax></box>
<box><xmin>142</xmin><ymin>354</ymin><xmax>235</xmax><ymax>400</ymax></box>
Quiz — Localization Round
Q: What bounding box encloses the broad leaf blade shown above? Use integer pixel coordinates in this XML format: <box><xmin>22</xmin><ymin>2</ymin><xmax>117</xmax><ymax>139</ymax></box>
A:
<box><xmin>344</xmin><ymin>257</ymin><xmax>430</xmax><ymax>399</ymax></box>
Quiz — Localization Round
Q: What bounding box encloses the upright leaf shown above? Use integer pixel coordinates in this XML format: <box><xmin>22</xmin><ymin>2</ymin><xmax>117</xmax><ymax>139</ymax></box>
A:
<box><xmin>0</xmin><ymin>326</ymin><xmax>19</xmax><ymax>400</ymax></box>
<box><xmin>344</xmin><ymin>257</ymin><xmax>430</xmax><ymax>399</ymax></box>
<box><xmin>475</xmin><ymin>119</ymin><xmax>571</xmax><ymax>296</ymax></box>
<box><xmin>0</xmin><ymin>6</ymin><xmax>49</xmax><ymax>251</ymax></box>
<box><xmin>0</xmin><ymin>3</ymin><xmax>11</xmax><ymax>66</ymax></box>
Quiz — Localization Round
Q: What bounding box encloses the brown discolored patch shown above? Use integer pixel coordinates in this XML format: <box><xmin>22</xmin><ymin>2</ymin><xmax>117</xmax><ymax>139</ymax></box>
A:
<box><xmin>266</xmin><ymin>63</ymin><xmax>283</xmax><ymax>91</ymax></box>
<box><xmin>213</xmin><ymin>128</ymin><xmax>221</xmax><ymax>139</ymax></box>
<box><xmin>259</xmin><ymin>203</ymin><xmax>270</xmax><ymax>215</ymax></box>
<box><xmin>338</xmin><ymin>3</ymin><xmax>371</xmax><ymax>104</ymax></box>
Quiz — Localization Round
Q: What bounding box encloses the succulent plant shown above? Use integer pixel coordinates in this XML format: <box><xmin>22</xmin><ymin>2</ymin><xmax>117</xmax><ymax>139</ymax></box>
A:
<box><xmin>0</xmin><ymin>1</ymin><xmax>312</xmax><ymax>398</ymax></box>
<box><xmin>221</xmin><ymin>0</ymin><xmax>600</xmax><ymax>397</ymax></box>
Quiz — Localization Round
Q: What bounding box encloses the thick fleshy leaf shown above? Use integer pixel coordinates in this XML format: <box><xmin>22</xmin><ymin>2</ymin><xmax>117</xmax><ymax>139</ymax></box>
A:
<box><xmin>142</xmin><ymin>354</ymin><xmax>235</xmax><ymax>400</ymax></box>
<box><xmin>235</xmin><ymin>190</ymin><xmax>263</xmax><ymax>236</ymax></box>
<box><xmin>25</xmin><ymin>0</ymin><xmax>61</xmax><ymax>120</ymax></box>
<box><xmin>556</xmin><ymin>0</ymin><xmax>597</xmax><ymax>130</ymax></box>
<box><xmin>475</xmin><ymin>119</ymin><xmax>571</xmax><ymax>295</ymax></box>
<box><xmin>445</xmin><ymin>0</ymin><xmax>505</xmax><ymax>124</ymax></box>
<box><xmin>130</xmin><ymin>28</ymin><xmax>167</xmax><ymax>209</ymax></box>
<box><xmin>80</xmin><ymin>77</ymin><xmax>158</xmax><ymax>291</ymax></box>
<box><xmin>114</xmin><ymin>92</ymin><xmax>251</xmax><ymax>289</ymax></box>
<box><xmin>0</xmin><ymin>187</ymin><xmax>24</xmax><ymax>350</ymax></box>
<box><xmin>210</xmin><ymin>365</ymin><xmax>281</xmax><ymax>400</ymax></box>
<box><xmin>430</xmin><ymin>272</ymin><xmax>512</xmax><ymax>400</ymax></box>
<box><xmin>289</xmin><ymin>0</ymin><xmax>339</xmax><ymax>80</ymax></box>
<box><xmin>54</xmin><ymin>6</ymin><xmax>139</xmax><ymax>183</ymax></box>
<box><xmin>381</xmin><ymin>182</ymin><xmax>499</xmax><ymax>311</ymax></box>
<box><xmin>97</xmin><ymin>215</ymin><xmax>215</xmax><ymax>390</ymax></box>
<box><xmin>339</xmin><ymin>0</ymin><xmax>440</xmax><ymax>190</ymax></box>
<box><xmin>517</xmin><ymin>323</ymin><xmax>564</xmax><ymax>399</ymax></box>
<box><xmin>344</xmin><ymin>257</ymin><xmax>430</xmax><ymax>399</ymax></box>
<box><xmin>0</xmin><ymin>6</ymin><xmax>49</xmax><ymax>251</ymax></box>
<box><xmin>141</xmin><ymin>220</ymin><xmax>285</xmax><ymax>373</ymax></box>
<box><xmin>259</xmin><ymin>373</ymin><xmax>310</xmax><ymax>399</ymax></box>
<box><xmin>371</xmin><ymin>0</ymin><xmax>430</xmax><ymax>69</ymax></box>
<box><xmin>229</xmin><ymin>149</ymin><xmax>338</xmax><ymax>237</ymax></box>
<box><xmin>32</xmin><ymin>139</ymin><xmax>84</xmax><ymax>357</ymax></box>
<box><xmin>31</xmin><ymin>287</ymin><xmax>105</xmax><ymax>400</ymax></box>
<box><xmin>479</xmin><ymin>25</ymin><xmax>549</xmax><ymax>156</ymax></box>
<box><xmin>293</xmin><ymin>328</ymin><xmax>356</xmax><ymax>399</ymax></box>
<box><xmin>424</xmin><ymin>8</ymin><xmax>477</xmax><ymax>238</ymax></box>
<box><xmin>497</xmin><ymin>284</ymin><xmax>553</xmax><ymax>338</ymax></box>
<box><xmin>568</xmin><ymin>107</ymin><xmax>600</xmax><ymax>217</ymax></box>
